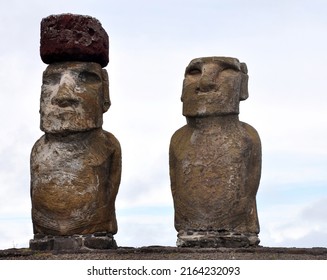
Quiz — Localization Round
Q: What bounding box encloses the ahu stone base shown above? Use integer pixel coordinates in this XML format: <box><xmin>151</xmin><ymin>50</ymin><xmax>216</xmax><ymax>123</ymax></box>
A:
<box><xmin>29</xmin><ymin>232</ymin><xmax>117</xmax><ymax>251</ymax></box>
<box><xmin>177</xmin><ymin>230</ymin><xmax>260</xmax><ymax>248</ymax></box>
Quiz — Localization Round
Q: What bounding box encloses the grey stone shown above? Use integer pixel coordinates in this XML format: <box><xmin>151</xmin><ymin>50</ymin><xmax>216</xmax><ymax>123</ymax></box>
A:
<box><xmin>177</xmin><ymin>230</ymin><xmax>259</xmax><ymax>248</ymax></box>
<box><xmin>29</xmin><ymin>234</ymin><xmax>118</xmax><ymax>251</ymax></box>
<box><xmin>52</xmin><ymin>236</ymin><xmax>83</xmax><ymax>251</ymax></box>
<box><xmin>29</xmin><ymin>237</ymin><xmax>54</xmax><ymax>251</ymax></box>
<box><xmin>84</xmin><ymin>236</ymin><xmax>117</xmax><ymax>249</ymax></box>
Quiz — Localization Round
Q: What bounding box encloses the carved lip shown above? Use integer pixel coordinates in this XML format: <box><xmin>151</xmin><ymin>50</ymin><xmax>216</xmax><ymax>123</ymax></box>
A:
<box><xmin>54</xmin><ymin>107</ymin><xmax>79</xmax><ymax>115</ymax></box>
<box><xmin>195</xmin><ymin>89</ymin><xmax>221</xmax><ymax>96</ymax></box>
<box><xmin>58</xmin><ymin>110</ymin><xmax>76</xmax><ymax>115</ymax></box>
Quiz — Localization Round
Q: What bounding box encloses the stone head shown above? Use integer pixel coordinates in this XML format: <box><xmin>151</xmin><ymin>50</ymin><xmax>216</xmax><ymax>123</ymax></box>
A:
<box><xmin>39</xmin><ymin>13</ymin><xmax>110</xmax><ymax>134</ymax></box>
<box><xmin>40</xmin><ymin>61</ymin><xmax>110</xmax><ymax>133</ymax></box>
<box><xmin>181</xmin><ymin>57</ymin><xmax>249</xmax><ymax>117</ymax></box>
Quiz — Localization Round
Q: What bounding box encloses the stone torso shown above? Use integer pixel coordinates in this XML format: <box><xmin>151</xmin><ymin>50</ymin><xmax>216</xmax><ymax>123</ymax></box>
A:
<box><xmin>31</xmin><ymin>129</ymin><xmax>121</xmax><ymax>235</ymax></box>
<box><xmin>170</xmin><ymin>117</ymin><xmax>261</xmax><ymax>233</ymax></box>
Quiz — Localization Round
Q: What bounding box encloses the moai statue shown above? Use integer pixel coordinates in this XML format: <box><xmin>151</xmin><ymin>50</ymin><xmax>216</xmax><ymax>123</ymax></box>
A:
<box><xmin>29</xmin><ymin>14</ymin><xmax>121</xmax><ymax>250</ymax></box>
<box><xmin>169</xmin><ymin>57</ymin><xmax>261</xmax><ymax>247</ymax></box>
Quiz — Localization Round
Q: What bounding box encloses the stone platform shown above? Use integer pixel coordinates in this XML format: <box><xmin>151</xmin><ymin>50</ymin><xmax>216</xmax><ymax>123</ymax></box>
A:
<box><xmin>177</xmin><ymin>230</ymin><xmax>260</xmax><ymax>248</ymax></box>
<box><xmin>1</xmin><ymin>246</ymin><xmax>327</xmax><ymax>260</ymax></box>
<box><xmin>29</xmin><ymin>232</ymin><xmax>117</xmax><ymax>251</ymax></box>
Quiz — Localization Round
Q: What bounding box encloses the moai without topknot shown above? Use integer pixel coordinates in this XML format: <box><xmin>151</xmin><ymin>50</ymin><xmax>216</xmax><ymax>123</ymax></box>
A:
<box><xmin>29</xmin><ymin>14</ymin><xmax>121</xmax><ymax>250</ymax></box>
<box><xmin>169</xmin><ymin>57</ymin><xmax>261</xmax><ymax>247</ymax></box>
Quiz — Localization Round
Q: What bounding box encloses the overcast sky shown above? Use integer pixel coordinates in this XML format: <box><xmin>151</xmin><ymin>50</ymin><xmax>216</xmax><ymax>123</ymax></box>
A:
<box><xmin>0</xmin><ymin>0</ymin><xmax>326</xmax><ymax>249</ymax></box>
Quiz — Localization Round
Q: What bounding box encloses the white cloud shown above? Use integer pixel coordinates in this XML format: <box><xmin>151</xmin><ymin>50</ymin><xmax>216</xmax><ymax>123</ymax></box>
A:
<box><xmin>0</xmin><ymin>219</ymin><xmax>32</xmax><ymax>249</ymax></box>
<box><xmin>116</xmin><ymin>211</ymin><xmax>176</xmax><ymax>247</ymax></box>
<box><xmin>259</xmin><ymin>197</ymin><xmax>327</xmax><ymax>247</ymax></box>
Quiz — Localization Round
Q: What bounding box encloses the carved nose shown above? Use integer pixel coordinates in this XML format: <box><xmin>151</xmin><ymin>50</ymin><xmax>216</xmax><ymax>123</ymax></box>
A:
<box><xmin>197</xmin><ymin>75</ymin><xmax>217</xmax><ymax>92</ymax></box>
<box><xmin>51</xmin><ymin>78</ymin><xmax>79</xmax><ymax>107</ymax></box>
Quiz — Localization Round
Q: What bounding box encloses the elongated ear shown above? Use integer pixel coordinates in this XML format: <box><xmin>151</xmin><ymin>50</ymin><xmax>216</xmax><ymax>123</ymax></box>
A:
<box><xmin>181</xmin><ymin>79</ymin><xmax>187</xmax><ymax>102</ymax></box>
<box><xmin>101</xmin><ymin>69</ymin><xmax>111</xmax><ymax>112</ymax></box>
<box><xmin>240</xmin><ymin>62</ymin><xmax>249</xmax><ymax>101</ymax></box>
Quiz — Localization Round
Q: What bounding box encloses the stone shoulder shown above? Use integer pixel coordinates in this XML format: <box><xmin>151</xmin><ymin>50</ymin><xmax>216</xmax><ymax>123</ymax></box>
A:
<box><xmin>101</xmin><ymin>130</ymin><xmax>121</xmax><ymax>152</ymax></box>
<box><xmin>239</xmin><ymin>121</ymin><xmax>261</xmax><ymax>144</ymax></box>
<box><xmin>170</xmin><ymin>125</ymin><xmax>190</xmax><ymax>145</ymax></box>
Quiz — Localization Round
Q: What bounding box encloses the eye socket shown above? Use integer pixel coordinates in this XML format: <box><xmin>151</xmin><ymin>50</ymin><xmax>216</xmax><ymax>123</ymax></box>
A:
<box><xmin>42</xmin><ymin>73</ymin><xmax>61</xmax><ymax>85</ymax></box>
<box><xmin>78</xmin><ymin>71</ymin><xmax>101</xmax><ymax>83</ymax></box>
<box><xmin>186</xmin><ymin>67</ymin><xmax>201</xmax><ymax>75</ymax></box>
<box><xmin>220</xmin><ymin>62</ymin><xmax>240</xmax><ymax>73</ymax></box>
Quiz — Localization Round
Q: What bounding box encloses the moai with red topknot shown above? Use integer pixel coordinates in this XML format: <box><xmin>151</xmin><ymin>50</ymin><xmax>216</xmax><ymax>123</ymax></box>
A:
<box><xmin>30</xmin><ymin>14</ymin><xmax>121</xmax><ymax>250</ymax></box>
<box><xmin>169</xmin><ymin>57</ymin><xmax>261</xmax><ymax>247</ymax></box>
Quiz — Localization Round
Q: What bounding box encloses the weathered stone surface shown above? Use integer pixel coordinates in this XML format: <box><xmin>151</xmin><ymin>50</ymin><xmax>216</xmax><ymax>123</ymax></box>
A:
<box><xmin>84</xmin><ymin>235</ymin><xmax>117</xmax><ymax>249</ymax></box>
<box><xmin>31</xmin><ymin>126</ymin><xmax>121</xmax><ymax>235</ymax></box>
<box><xmin>177</xmin><ymin>230</ymin><xmax>260</xmax><ymax>248</ymax></box>
<box><xmin>39</xmin><ymin>61</ymin><xmax>111</xmax><ymax>133</ymax></box>
<box><xmin>29</xmin><ymin>237</ymin><xmax>54</xmax><ymax>251</ymax></box>
<box><xmin>3</xmin><ymin>246</ymin><xmax>327</xmax><ymax>260</ymax></box>
<box><xmin>169</xmin><ymin>57</ymin><xmax>261</xmax><ymax>247</ymax></box>
<box><xmin>29</xmin><ymin>233</ymin><xmax>117</xmax><ymax>251</ymax></box>
<box><xmin>52</xmin><ymin>236</ymin><xmax>83</xmax><ymax>251</ymax></box>
<box><xmin>30</xmin><ymin>15</ymin><xmax>121</xmax><ymax>244</ymax></box>
<box><xmin>40</xmin><ymin>14</ymin><xmax>109</xmax><ymax>67</ymax></box>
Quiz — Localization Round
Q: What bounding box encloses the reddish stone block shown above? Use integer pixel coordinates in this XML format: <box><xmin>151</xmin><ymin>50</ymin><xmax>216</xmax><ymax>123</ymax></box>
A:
<box><xmin>40</xmin><ymin>13</ymin><xmax>109</xmax><ymax>67</ymax></box>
